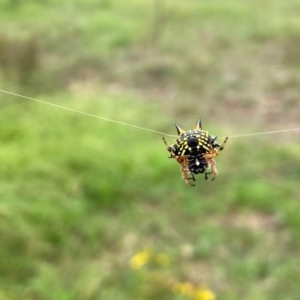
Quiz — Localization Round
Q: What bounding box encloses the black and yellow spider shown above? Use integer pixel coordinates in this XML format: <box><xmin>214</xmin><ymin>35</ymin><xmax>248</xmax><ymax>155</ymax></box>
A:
<box><xmin>163</xmin><ymin>119</ymin><xmax>228</xmax><ymax>186</ymax></box>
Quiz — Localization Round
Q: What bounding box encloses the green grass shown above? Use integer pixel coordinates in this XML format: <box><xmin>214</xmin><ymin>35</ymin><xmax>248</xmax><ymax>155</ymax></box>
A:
<box><xmin>1</xmin><ymin>0</ymin><xmax>300</xmax><ymax>299</ymax></box>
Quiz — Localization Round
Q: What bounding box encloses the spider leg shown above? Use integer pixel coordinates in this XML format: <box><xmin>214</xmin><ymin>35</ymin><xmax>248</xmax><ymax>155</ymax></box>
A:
<box><xmin>190</xmin><ymin>172</ymin><xmax>196</xmax><ymax>182</ymax></box>
<box><xmin>179</xmin><ymin>156</ymin><xmax>195</xmax><ymax>186</ymax></box>
<box><xmin>162</xmin><ymin>137</ymin><xmax>177</xmax><ymax>159</ymax></box>
<box><xmin>203</xmin><ymin>136</ymin><xmax>229</xmax><ymax>161</ymax></box>
<box><xmin>221</xmin><ymin>136</ymin><xmax>228</xmax><ymax>148</ymax></box>
<box><xmin>205</xmin><ymin>172</ymin><xmax>209</xmax><ymax>180</ymax></box>
<box><xmin>205</xmin><ymin>159</ymin><xmax>218</xmax><ymax>181</ymax></box>
<box><xmin>162</xmin><ymin>137</ymin><xmax>172</xmax><ymax>151</ymax></box>
<box><xmin>205</xmin><ymin>158</ymin><xmax>219</xmax><ymax>181</ymax></box>
<box><xmin>211</xmin><ymin>136</ymin><xmax>229</xmax><ymax>157</ymax></box>
<box><xmin>177</xmin><ymin>159</ymin><xmax>197</xmax><ymax>186</ymax></box>
<box><xmin>217</xmin><ymin>136</ymin><xmax>228</xmax><ymax>152</ymax></box>
<box><xmin>163</xmin><ymin>137</ymin><xmax>194</xmax><ymax>186</ymax></box>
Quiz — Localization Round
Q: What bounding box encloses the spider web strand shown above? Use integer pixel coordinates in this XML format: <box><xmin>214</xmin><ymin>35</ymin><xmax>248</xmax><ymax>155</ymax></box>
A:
<box><xmin>1</xmin><ymin>88</ymin><xmax>299</xmax><ymax>139</ymax></box>
<box><xmin>0</xmin><ymin>88</ymin><xmax>175</xmax><ymax>137</ymax></box>
<box><xmin>220</xmin><ymin>128</ymin><xmax>300</xmax><ymax>139</ymax></box>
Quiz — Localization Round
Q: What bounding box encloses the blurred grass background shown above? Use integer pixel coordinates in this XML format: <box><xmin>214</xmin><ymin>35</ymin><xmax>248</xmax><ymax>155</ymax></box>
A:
<box><xmin>1</xmin><ymin>0</ymin><xmax>300</xmax><ymax>299</ymax></box>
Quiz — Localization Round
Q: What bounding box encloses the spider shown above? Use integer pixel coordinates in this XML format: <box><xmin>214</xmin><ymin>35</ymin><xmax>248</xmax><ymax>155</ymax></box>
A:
<box><xmin>163</xmin><ymin>119</ymin><xmax>228</xmax><ymax>186</ymax></box>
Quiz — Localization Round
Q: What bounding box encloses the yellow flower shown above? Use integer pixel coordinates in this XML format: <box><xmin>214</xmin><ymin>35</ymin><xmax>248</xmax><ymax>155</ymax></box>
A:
<box><xmin>173</xmin><ymin>282</ymin><xmax>195</xmax><ymax>297</ymax></box>
<box><xmin>129</xmin><ymin>251</ymin><xmax>150</xmax><ymax>269</ymax></box>
<box><xmin>193</xmin><ymin>288</ymin><xmax>216</xmax><ymax>300</ymax></box>
<box><xmin>155</xmin><ymin>253</ymin><xmax>170</xmax><ymax>266</ymax></box>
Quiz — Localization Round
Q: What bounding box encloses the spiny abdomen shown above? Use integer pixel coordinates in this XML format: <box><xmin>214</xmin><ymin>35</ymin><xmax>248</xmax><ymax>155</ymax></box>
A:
<box><xmin>172</xmin><ymin>130</ymin><xmax>211</xmax><ymax>156</ymax></box>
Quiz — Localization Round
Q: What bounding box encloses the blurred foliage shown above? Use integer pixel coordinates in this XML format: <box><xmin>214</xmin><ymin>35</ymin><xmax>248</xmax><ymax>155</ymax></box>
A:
<box><xmin>1</xmin><ymin>0</ymin><xmax>300</xmax><ymax>299</ymax></box>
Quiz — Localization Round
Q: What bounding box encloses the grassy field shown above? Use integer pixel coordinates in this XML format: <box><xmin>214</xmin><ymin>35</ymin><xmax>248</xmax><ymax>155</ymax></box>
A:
<box><xmin>1</xmin><ymin>0</ymin><xmax>300</xmax><ymax>299</ymax></box>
